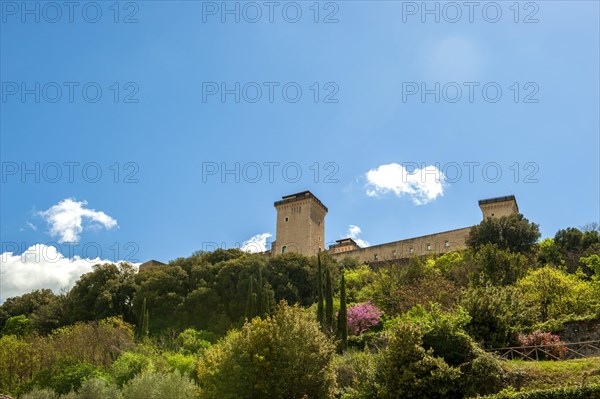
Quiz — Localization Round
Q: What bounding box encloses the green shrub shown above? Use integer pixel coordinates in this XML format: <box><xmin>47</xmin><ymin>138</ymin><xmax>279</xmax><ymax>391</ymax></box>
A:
<box><xmin>397</xmin><ymin>305</ymin><xmax>505</xmax><ymax>397</ymax></box>
<box><xmin>1</xmin><ymin>315</ymin><xmax>32</xmax><ymax>337</ymax></box>
<box><xmin>20</xmin><ymin>388</ymin><xmax>58</xmax><ymax>399</ymax></box>
<box><xmin>177</xmin><ymin>329</ymin><xmax>213</xmax><ymax>355</ymax></box>
<box><xmin>165</xmin><ymin>353</ymin><xmax>196</xmax><ymax>380</ymax></box>
<box><xmin>196</xmin><ymin>302</ymin><xmax>337</xmax><ymax>399</ymax></box>
<box><xmin>517</xmin><ymin>266</ymin><xmax>598</xmax><ymax>322</ymax></box>
<box><xmin>31</xmin><ymin>359</ymin><xmax>106</xmax><ymax>395</ymax></box>
<box><xmin>462</xmin><ymin>286</ymin><xmax>535</xmax><ymax>349</ymax></box>
<box><xmin>479</xmin><ymin>384</ymin><xmax>600</xmax><ymax>398</ymax></box>
<box><xmin>375</xmin><ymin>321</ymin><xmax>461</xmax><ymax>398</ymax></box>
<box><xmin>110</xmin><ymin>352</ymin><xmax>154</xmax><ymax>388</ymax></box>
<box><xmin>76</xmin><ymin>378</ymin><xmax>122</xmax><ymax>399</ymax></box>
<box><xmin>121</xmin><ymin>372</ymin><xmax>198</xmax><ymax>399</ymax></box>
<box><xmin>334</xmin><ymin>350</ymin><xmax>378</xmax><ymax>399</ymax></box>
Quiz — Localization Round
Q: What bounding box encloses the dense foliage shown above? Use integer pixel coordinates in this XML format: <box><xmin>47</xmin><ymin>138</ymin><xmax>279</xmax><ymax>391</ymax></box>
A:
<box><xmin>196</xmin><ymin>302</ymin><xmax>337</xmax><ymax>399</ymax></box>
<box><xmin>1</xmin><ymin>222</ymin><xmax>599</xmax><ymax>398</ymax></box>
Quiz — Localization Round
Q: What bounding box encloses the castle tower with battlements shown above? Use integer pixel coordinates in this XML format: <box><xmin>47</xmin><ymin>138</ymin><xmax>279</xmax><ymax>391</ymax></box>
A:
<box><xmin>271</xmin><ymin>191</ymin><xmax>327</xmax><ymax>257</ymax></box>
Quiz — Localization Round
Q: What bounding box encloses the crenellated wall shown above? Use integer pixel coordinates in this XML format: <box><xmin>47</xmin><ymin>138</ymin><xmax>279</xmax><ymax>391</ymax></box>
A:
<box><xmin>328</xmin><ymin>226</ymin><xmax>472</xmax><ymax>264</ymax></box>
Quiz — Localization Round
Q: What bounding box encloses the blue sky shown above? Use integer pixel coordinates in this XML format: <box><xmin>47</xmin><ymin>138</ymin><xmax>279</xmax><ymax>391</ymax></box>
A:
<box><xmin>1</xmin><ymin>1</ymin><xmax>599</xmax><ymax>300</ymax></box>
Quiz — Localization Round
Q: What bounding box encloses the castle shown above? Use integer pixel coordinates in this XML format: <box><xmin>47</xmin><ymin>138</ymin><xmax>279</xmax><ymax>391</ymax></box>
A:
<box><xmin>270</xmin><ymin>190</ymin><xmax>519</xmax><ymax>264</ymax></box>
<box><xmin>139</xmin><ymin>191</ymin><xmax>519</xmax><ymax>272</ymax></box>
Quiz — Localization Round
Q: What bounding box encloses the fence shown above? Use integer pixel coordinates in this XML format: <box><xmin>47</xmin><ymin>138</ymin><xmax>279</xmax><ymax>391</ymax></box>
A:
<box><xmin>489</xmin><ymin>340</ymin><xmax>600</xmax><ymax>361</ymax></box>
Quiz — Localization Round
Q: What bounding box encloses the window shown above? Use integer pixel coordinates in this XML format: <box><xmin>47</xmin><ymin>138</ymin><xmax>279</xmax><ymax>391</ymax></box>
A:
<box><xmin>409</xmin><ymin>247</ymin><xmax>414</xmax><ymax>254</ymax></box>
<box><xmin>426</xmin><ymin>244</ymin><xmax>432</xmax><ymax>251</ymax></box>
<box><xmin>445</xmin><ymin>240</ymin><xmax>450</xmax><ymax>248</ymax></box>
<box><xmin>374</xmin><ymin>254</ymin><xmax>378</xmax><ymax>260</ymax></box>
<box><xmin>285</xmin><ymin>217</ymin><xmax>289</xmax><ymax>222</ymax></box>
<box><xmin>281</xmin><ymin>245</ymin><xmax>287</xmax><ymax>253</ymax></box>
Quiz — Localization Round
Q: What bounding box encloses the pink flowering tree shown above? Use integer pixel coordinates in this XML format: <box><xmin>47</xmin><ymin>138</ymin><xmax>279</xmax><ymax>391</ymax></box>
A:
<box><xmin>517</xmin><ymin>331</ymin><xmax>568</xmax><ymax>359</ymax></box>
<box><xmin>347</xmin><ymin>301</ymin><xmax>383</xmax><ymax>335</ymax></box>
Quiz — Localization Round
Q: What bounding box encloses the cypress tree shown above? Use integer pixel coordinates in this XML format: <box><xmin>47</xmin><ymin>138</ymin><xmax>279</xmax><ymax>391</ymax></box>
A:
<box><xmin>337</xmin><ymin>270</ymin><xmax>348</xmax><ymax>351</ymax></box>
<box><xmin>245</xmin><ymin>275</ymin><xmax>255</xmax><ymax>319</ymax></box>
<box><xmin>325</xmin><ymin>266</ymin><xmax>333</xmax><ymax>332</ymax></box>
<box><xmin>257</xmin><ymin>269</ymin><xmax>264</xmax><ymax>316</ymax></box>
<box><xmin>139</xmin><ymin>297</ymin><xmax>149</xmax><ymax>338</ymax></box>
<box><xmin>317</xmin><ymin>253</ymin><xmax>324</xmax><ymax>326</ymax></box>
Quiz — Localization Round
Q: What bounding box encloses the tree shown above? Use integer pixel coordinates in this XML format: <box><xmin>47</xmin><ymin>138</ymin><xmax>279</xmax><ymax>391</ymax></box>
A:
<box><xmin>461</xmin><ymin>286</ymin><xmax>534</xmax><ymax>348</ymax></box>
<box><xmin>31</xmin><ymin>359</ymin><xmax>106</xmax><ymax>395</ymax></box>
<box><xmin>66</xmin><ymin>263</ymin><xmax>137</xmax><ymax>324</ymax></box>
<box><xmin>196</xmin><ymin>302</ymin><xmax>337</xmax><ymax>399</ymax></box>
<box><xmin>472</xmin><ymin>244</ymin><xmax>530</xmax><ymax>286</ymax></box>
<box><xmin>317</xmin><ymin>254</ymin><xmax>324</xmax><ymax>327</ymax></box>
<box><xmin>137</xmin><ymin>298</ymin><xmax>149</xmax><ymax>339</ymax></box>
<box><xmin>0</xmin><ymin>289</ymin><xmax>64</xmax><ymax>334</ymax></box>
<box><xmin>1</xmin><ymin>315</ymin><xmax>32</xmax><ymax>337</ymax></box>
<box><xmin>325</xmin><ymin>266</ymin><xmax>334</xmax><ymax>332</ymax></box>
<box><xmin>244</xmin><ymin>275</ymin><xmax>256</xmax><ymax>319</ymax></box>
<box><xmin>466</xmin><ymin>214</ymin><xmax>540</xmax><ymax>254</ymax></box>
<box><xmin>554</xmin><ymin>227</ymin><xmax>600</xmax><ymax>273</ymax></box>
<box><xmin>537</xmin><ymin>238</ymin><xmax>562</xmax><ymax>266</ymax></box>
<box><xmin>347</xmin><ymin>301</ymin><xmax>382</xmax><ymax>335</ymax></box>
<box><xmin>396</xmin><ymin>305</ymin><xmax>505</xmax><ymax>397</ymax></box>
<box><xmin>376</xmin><ymin>322</ymin><xmax>461</xmax><ymax>399</ymax></box>
<box><xmin>337</xmin><ymin>270</ymin><xmax>348</xmax><ymax>351</ymax></box>
<box><xmin>517</xmin><ymin>266</ymin><xmax>598</xmax><ymax>321</ymax></box>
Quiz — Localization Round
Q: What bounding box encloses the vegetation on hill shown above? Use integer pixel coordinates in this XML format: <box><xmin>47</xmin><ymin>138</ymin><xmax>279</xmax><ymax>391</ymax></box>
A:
<box><xmin>1</xmin><ymin>216</ymin><xmax>599</xmax><ymax>398</ymax></box>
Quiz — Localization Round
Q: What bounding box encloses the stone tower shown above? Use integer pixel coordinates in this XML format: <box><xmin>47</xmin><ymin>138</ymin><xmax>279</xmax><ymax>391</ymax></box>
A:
<box><xmin>478</xmin><ymin>195</ymin><xmax>519</xmax><ymax>219</ymax></box>
<box><xmin>271</xmin><ymin>191</ymin><xmax>327</xmax><ymax>257</ymax></box>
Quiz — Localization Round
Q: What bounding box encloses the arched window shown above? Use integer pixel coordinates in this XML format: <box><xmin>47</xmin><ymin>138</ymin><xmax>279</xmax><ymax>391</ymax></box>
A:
<box><xmin>281</xmin><ymin>245</ymin><xmax>287</xmax><ymax>254</ymax></box>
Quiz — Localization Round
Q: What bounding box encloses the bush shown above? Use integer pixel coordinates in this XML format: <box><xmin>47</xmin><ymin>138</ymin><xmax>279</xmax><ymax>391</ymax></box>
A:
<box><xmin>165</xmin><ymin>353</ymin><xmax>196</xmax><ymax>380</ymax></box>
<box><xmin>517</xmin><ymin>266</ymin><xmax>598</xmax><ymax>322</ymax></box>
<box><xmin>176</xmin><ymin>329</ymin><xmax>213</xmax><ymax>355</ymax></box>
<box><xmin>1</xmin><ymin>315</ymin><xmax>32</xmax><ymax>337</ymax></box>
<box><xmin>196</xmin><ymin>302</ymin><xmax>337</xmax><ymax>399</ymax></box>
<box><xmin>375</xmin><ymin>321</ymin><xmax>461</xmax><ymax>399</ymax></box>
<box><xmin>397</xmin><ymin>305</ymin><xmax>505</xmax><ymax>397</ymax></box>
<box><xmin>472</xmin><ymin>244</ymin><xmax>530</xmax><ymax>286</ymax></box>
<box><xmin>461</xmin><ymin>286</ymin><xmax>534</xmax><ymax>349</ymax></box>
<box><xmin>76</xmin><ymin>378</ymin><xmax>122</xmax><ymax>399</ymax></box>
<box><xmin>121</xmin><ymin>372</ymin><xmax>198</xmax><ymax>399</ymax></box>
<box><xmin>479</xmin><ymin>384</ymin><xmax>600</xmax><ymax>399</ymax></box>
<box><xmin>30</xmin><ymin>359</ymin><xmax>106</xmax><ymax>395</ymax></box>
<box><xmin>20</xmin><ymin>388</ymin><xmax>58</xmax><ymax>399</ymax></box>
<box><xmin>516</xmin><ymin>331</ymin><xmax>568</xmax><ymax>360</ymax></box>
<box><xmin>110</xmin><ymin>352</ymin><xmax>154</xmax><ymax>388</ymax></box>
<box><xmin>333</xmin><ymin>350</ymin><xmax>378</xmax><ymax>399</ymax></box>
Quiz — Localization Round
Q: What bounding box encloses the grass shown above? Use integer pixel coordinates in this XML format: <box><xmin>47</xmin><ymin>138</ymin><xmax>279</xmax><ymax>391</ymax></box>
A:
<box><xmin>503</xmin><ymin>357</ymin><xmax>600</xmax><ymax>391</ymax></box>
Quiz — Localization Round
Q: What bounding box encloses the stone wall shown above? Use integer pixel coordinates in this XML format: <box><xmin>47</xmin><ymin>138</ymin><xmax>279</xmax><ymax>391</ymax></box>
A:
<box><xmin>328</xmin><ymin>226</ymin><xmax>473</xmax><ymax>264</ymax></box>
<box><xmin>554</xmin><ymin>318</ymin><xmax>600</xmax><ymax>343</ymax></box>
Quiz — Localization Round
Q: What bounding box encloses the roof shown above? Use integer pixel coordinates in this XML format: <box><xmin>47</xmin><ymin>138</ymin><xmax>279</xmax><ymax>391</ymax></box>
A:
<box><xmin>335</xmin><ymin>237</ymin><xmax>358</xmax><ymax>245</ymax></box>
<box><xmin>478</xmin><ymin>195</ymin><xmax>517</xmax><ymax>206</ymax></box>
<box><xmin>274</xmin><ymin>191</ymin><xmax>328</xmax><ymax>212</ymax></box>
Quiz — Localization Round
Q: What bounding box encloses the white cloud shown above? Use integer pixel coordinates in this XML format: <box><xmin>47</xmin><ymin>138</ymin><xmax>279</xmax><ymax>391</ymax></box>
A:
<box><xmin>241</xmin><ymin>233</ymin><xmax>272</xmax><ymax>253</ymax></box>
<box><xmin>365</xmin><ymin>163</ymin><xmax>445</xmax><ymax>205</ymax></box>
<box><xmin>346</xmin><ymin>225</ymin><xmax>369</xmax><ymax>248</ymax></box>
<box><xmin>37</xmin><ymin>198</ymin><xmax>118</xmax><ymax>243</ymax></box>
<box><xmin>0</xmin><ymin>244</ymin><xmax>138</xmax><ymax>302</ymax></box>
